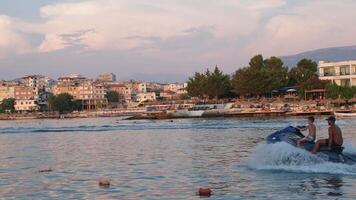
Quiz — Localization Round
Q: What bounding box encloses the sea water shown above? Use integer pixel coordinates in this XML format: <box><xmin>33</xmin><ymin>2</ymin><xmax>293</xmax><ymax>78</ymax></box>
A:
<box><xmin>0</xmin><ymin>117</ymin><xmax>355</xmax><ymax>199</ymax></box>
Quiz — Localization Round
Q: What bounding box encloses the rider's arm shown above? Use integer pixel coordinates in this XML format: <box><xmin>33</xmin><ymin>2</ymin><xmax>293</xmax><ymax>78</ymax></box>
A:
<box><xmin>310</xmin><ymin>125</ymin><xmax>316</xmax><ymax>138</ymax></box>
<box><xmin>297</xmin><ymin>126</ymin><xmax>307</xmax><ymax>131</ymax></box>
<box><xmin>328</xmin><ymin>128</ymin><xmax>333</xmax><ymax>149</ymax></box>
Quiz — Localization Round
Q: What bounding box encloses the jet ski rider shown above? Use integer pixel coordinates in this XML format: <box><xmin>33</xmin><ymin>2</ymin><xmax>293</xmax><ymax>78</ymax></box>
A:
<box><xmin>312</xmin><ymin>116</ymin><xmax>343</xmax><ymax>154</ymax></box>
<box><xmin>297</xmin><ymin>116</ymin><xmax>316</xmax><ymax>147</ymax></box>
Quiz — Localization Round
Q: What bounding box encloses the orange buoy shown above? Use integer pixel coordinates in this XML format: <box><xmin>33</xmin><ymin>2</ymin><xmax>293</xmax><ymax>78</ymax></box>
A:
<box><xmin>198</xmin><ymin>187</ymin><xmax>213</xmax><ymax>197</ymax></box>
<box><xmin>98</xmin><ymin>177</ymin><xmax>110</xmax><ymax>188</ymax></box>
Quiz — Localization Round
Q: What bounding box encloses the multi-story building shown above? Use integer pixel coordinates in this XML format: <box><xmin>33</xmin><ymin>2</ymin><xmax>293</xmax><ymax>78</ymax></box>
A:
<box><xmin>52</xmin><ymin>79</ymin><xmax>107</xmax><ymax>110</ymax></box>
<box><xmin>124</xmin><ymin>81</ymin><xmax>147</xmax><ymax>93</ymax></box>
<box><xmin>53</xmin><ymin>74</ymin><xmax>87</xmax><ymax>100</ymax></box>
<box><xmin>58</xmin><ymin>74</ymin><xmax>86</xmax><ymax>83</ymax></box>
<box><xmin>14</xmin><ymin>99</ymin><xmax>39</xmax><ymax>112</ymax></box>
<box><xmin>318</xmin><ymin>60</ymin><xmax>356</xmax><ymax>86</ymax></box>
<box><xmin>21</xmin><ymin>75</ymin><xmax>55</xmax><ymax>92</ymax></box>
<box><xmin>137</xmin><ymin>92</ymin><xmax>156</xmax><ymax>103</ymax></box>
<box><xmin>80</xmin><ymin>81</ymin><xmax>107</xmax><ymax>109</ymax></box>
<box><xmin>14</xmin><ymin>86</ymin><xmax>39</xmax><ymax>100</ymax></box>
<box><xmin>160</xmin><ymin>90</ymin><xmax>179</xmax><ymax>100</ymax></box>
<box><xmin>97</xmin><ymin>73</ymin><xmax>116</xmax><ymax>82</ymax></box>
<box><xmin>146</xmin><ymin>82</ymin><xmax>164</xmax><ymax>93</ymax></box>
<box><xmin>0</xmin><ymin>84</ymin><xmax>15</xmax><ymax>102</ymax></box>
<box><xmin>135</xmin><ymin>82</ymin><xmax>147</xmax><ymax>93</ymax></box>
<box><xmin>163</xmin><ymin>83</ymin><xmax>187</xmax><ymax>94</ymax></box>
<box><xmin>13</xmin><ymin>85</ymin><xmax>40</xmax><ymax>112</ymax></box>
<box><xmin>52</xmin><ymin>82</ymin><xmax>81</xmax><ymax>99</ymax></box>
<box><xmin>105</xmin><ymin>83</ymin><xmax>132</xmax><ymax>101</ymax></box>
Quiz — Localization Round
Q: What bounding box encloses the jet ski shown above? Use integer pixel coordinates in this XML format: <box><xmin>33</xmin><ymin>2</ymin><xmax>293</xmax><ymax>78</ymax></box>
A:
<box><xmin>266</xmin><ymin>126</ymin><xmax>356</xmax><ymax>165</ymax></box>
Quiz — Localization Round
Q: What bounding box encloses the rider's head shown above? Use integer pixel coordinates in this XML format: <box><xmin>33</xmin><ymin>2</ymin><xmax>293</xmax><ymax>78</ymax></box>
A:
<box><xmin>326</xmin><ymin>116</ymin><xmax>336</xmax><ymax>126</ymax></box>
<box><xmin>308</xmin><ymin>116</ymin><xmax>315</xmax><ymax>124</ymax></box>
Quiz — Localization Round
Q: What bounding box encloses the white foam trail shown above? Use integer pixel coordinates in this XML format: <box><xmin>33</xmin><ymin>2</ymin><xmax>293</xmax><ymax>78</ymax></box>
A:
<box><xmin>343</xmin><ymin>143</ymin><xmax>356</xmax><ymax>155</ymax></box>
<box><xmin>247</xmin><ymin>143</ymin><xmax>356</xmax><ymax>175</ymax></box>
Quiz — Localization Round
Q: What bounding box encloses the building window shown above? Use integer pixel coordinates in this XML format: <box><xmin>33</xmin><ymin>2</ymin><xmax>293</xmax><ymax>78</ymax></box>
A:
<box><xmin>340</xmin><ymin>66</ymin><xmax>350</xmax><ymax>75</ymax></box>
<box><xmin>340</xmin><ymin>79</ymin><xmax>351</xmax><ymax>87</ymax></box>
<box><xmin>324</xmin><ymin>68</ymin><xmax>335</xmax><ymax>76</ymax></box>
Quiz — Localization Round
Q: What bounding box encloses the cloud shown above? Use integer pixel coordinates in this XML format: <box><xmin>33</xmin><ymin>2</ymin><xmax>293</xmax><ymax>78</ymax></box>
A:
<box><xmin>1</xmin><ymin>0</ymin><xmax>356</xmax><ymax>80</ymax></box>
<box><xmin>0</xmin><ymin>0</ymin><xmax>288</xmax><ymax>57</ymax></box>
<box><xmin>32</xmin><ymin>0</ymin><xmax>287</xmax><ymax>52</ymax></box>
<box><xmin>38</xmin><ymin>29</ymin><xmax>96</xmax><ymax>52</ymax></box>
<box><xmin>0</xmin><ymin>15</ymin><xmax>32</xmax><ymax>58</ymax></box>
<box><xmin>247</xmin><ymin>0</ymin><xmax>356</xmax><ymax>56</ymax></box>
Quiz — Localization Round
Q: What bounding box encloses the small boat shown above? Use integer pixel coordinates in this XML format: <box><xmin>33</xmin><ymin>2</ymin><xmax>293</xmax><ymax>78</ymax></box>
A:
<box><xmin>266</xmin><ymin>126</ymin><xmax>356</xmax><ymax>165</ymax></box>
<box><xmin>168</xmin><ymin>109</ymin><xmax>205</xmax><ymax>117</ymax></box>
<box><xmin>168</xmin><ymin>103</ymin><xmax>233</xmax><ymax>118</ymax></box>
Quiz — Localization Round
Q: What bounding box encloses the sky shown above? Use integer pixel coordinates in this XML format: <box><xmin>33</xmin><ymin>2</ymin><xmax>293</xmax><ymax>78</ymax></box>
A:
<box><xmin>0</xmin><ymin>0</ymin><xmax>356</xmax><ymax>82</ymax></box>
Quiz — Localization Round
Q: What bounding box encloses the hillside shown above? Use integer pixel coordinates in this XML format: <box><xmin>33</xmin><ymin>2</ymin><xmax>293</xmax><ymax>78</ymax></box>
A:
<box><xmin>281</xmin><ymin>45</ymin><xmax>356</xmax><ymax>68</ymax></box>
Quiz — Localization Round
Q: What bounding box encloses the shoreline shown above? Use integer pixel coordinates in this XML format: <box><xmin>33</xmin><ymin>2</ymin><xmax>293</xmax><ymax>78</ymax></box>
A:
<box><xmin>125</xmin><ymin>110</ymin><xmax>335</xmax><ymax>120</ymax></box>
<box><xmin>0</xmin><ymin>109</ymin><xmax>145</xmax><ymax>121</ymax></box>
<box><xmin>0</xmin><ymin>110</ymin><xmax>335</xmax><ymax>121</ymax></box>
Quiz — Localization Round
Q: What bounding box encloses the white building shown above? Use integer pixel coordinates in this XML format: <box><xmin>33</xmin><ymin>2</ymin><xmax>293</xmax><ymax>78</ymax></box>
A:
<box><xmin>136</xmin><ymin>82</ymin><xmax>147</xmax><ymax>93</ymax></box>
<box><xmin>163</xmin><ymin>83</ymin><xmax>187</xmax><ymax>95</ymax></box>
<box><xmin>14</xmin><ymin>99</ymin><xmax>39</xmax><ymax>112</ymax></box>
<box><xmin>318</xmin><ymin>60</ymin><xmax>356</xmax><ymax>86</ymax></box>
<box><xmin>137</xmin><ymin>92</ymin><xmax>156</xmax><ymax>103</ymax></box>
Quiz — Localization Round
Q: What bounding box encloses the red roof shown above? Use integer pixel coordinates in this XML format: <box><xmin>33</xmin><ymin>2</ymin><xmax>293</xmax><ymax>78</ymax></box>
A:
<box><xmin>106</xmin><ymin>83</ymin><xmax>126</xmax><ymax>88</ymax></box>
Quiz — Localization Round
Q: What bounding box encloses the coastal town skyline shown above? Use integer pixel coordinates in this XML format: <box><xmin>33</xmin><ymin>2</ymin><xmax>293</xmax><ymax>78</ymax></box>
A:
<box><xmin>1</xmin><ymin>0</ymin><xmax>356</xmax><ymax>81</ymax></box>
<box><xmin>1</xmin><ymin>2</ymin><xmax>356</xmax><ymax>198</ymax></box>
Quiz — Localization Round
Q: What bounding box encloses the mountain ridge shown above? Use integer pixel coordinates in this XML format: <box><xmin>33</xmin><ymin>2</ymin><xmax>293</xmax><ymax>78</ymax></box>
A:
<box><xmin>280</xmin><ymin>45</ymin><xmax>356</xmax><ymax>68</ymax></box>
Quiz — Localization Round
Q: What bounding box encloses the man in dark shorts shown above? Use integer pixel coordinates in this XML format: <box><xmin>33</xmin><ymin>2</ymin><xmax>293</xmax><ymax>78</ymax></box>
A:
<box><xmin>311</xmin><ymin>116</ymin><xmax>343</xmax><ymax>154</ymax></box>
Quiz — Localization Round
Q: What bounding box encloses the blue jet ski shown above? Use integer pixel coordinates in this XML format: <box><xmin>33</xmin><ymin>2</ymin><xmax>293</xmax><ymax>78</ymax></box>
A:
<box><xmin>266</xmin><ymin>126</ymin><xmax>356</xmax><ymax>165</ymax></box>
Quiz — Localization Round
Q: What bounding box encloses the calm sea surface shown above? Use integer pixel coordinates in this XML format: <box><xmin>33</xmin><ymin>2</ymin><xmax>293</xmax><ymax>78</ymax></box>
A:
<box><xmin>0</xmin><ymin>116</ymin><xmax>356</xmax><ymax>199</ymax></box>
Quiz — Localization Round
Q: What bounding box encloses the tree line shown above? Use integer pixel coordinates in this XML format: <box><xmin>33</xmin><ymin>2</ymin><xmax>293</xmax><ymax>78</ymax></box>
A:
<box><xmin>0</xmin><ymin>98</ymin><xmax>15</xmax><ymax>113</ymax></box>
<box><xmin>325</xmin><ymin>84</ymin><xmax>356</xmax><ymax>99</ymax></box>
<box><xmin>187</xmin><ymin>54</ymin><xmax>356</xmax><ymax>99</ymax></box>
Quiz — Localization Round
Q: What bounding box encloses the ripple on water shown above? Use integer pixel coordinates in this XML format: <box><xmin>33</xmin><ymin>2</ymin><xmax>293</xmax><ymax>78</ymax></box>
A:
<box><xmin>0</xmin><ymin>117</ymin><xmax>355</xmax><ymax>199</ymax></box>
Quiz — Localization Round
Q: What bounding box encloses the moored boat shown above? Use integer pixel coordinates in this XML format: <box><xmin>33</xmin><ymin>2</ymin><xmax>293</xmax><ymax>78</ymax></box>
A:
<box><xmin>168</xmin><ymin>103</ymin><xmax>233</xmax><ymax>118</ymax></box>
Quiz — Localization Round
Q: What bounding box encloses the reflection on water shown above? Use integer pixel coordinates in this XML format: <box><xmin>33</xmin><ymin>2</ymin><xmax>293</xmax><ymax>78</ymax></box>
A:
<box><xmin>0</xmin><ymin>117</ymin><xmax>355</xmax><ymax>199</ymax></box>
<box><xmin>296</xmin><ymin>176</ymin><xmax>344</xmax><ymax>197</ymax></box>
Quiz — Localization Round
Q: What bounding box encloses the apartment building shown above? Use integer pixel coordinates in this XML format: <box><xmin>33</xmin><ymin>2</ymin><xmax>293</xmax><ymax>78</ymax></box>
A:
<box><xmin>52</xmin><ymin>83</ymin><xmax>81</xmax><ymax>99</ymax></box>
<box><xmin>97</xmin><ymin>73</ymin><xmax>116</xmax><ymax>82</ymax></box>
<box><xmin>0</xmin><ymin>84</ymin><xmax>15</xmax><ymax>102</ymax></box>
<box><xmin>14</xmin><ymin>99</ymin><xmax>39</xmax><ymax>111</ymax></box>
<box><xmin>318</xmin><ymin>60</ymin><xmax>356</xmax><ymax>86</ymax></box>
<box><xmin>146</xmin><ymin>82</ymin><xmax>164</xmax><ymax>92</ymax></box>
<box><xmin>163</xmin><ymin>83</ymin><xmax>187</xmax><ymax>94</ymax></box>
<box><xmin>105</xmin><ymin>83</ymin><xmax>132</xmax><ymax>101</ymax></box>
<box><xmin>123</xmin><ymin>81</ymin><xmax>147</xmax><ymax>93</ymax></box>
<box><xmin>137</xmin><ymin>92</ymin><xmax>156</xmax><ymax>103</ymax></box>
<box><xmin>21</xmin><ymin>75</ymin><xmax>55</xmax><ymax>92</ymax></box>
<box><xmin>13</xmin><ymin>86</ymin><xmax>40</xmax><ymax>112</ymax></box>
<box><xmin>53</xmin><ymin>79</ymin><xmax>107</xmax><ymax>109</ymax></box>
<box><xmin>14</xmin><ymin>86</ymin><xmax>39</xmax><ymax>100</ymax></box>
<box><xmin>58</xmin><ymin>74</ymin><xmax>86</xmax><ymax>83</ymax></box>
<box><xmin>160</xmin><ymin>90</ymin><xmax>179</xmax><ymax>100</ymax></box>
